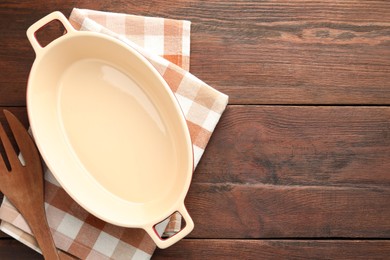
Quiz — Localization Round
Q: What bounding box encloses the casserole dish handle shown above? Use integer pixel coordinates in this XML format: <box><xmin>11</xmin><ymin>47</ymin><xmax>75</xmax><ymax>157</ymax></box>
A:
<box><xmin>27</xmin><ymin>11</ymin><xmax>76</xmax><ymax>55</ymax></box>
<box><xmin>146</xmin><ymin>204</ymin><xmax>194</xmax><ymax>249</ymax></box>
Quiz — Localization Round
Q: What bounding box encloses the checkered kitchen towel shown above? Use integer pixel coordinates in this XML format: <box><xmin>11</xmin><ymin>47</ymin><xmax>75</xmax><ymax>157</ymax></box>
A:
<box><xmin>0</xmin><ymin>8</ymin><xmax>228</xmax><ymax>259</ymax></box>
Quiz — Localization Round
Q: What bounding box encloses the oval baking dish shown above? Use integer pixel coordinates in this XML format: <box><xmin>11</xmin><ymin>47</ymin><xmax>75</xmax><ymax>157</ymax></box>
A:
<box><xmin>26</xmin><ymin>11</ymin><xmax>194</xmax><ymax>249</ymax></box>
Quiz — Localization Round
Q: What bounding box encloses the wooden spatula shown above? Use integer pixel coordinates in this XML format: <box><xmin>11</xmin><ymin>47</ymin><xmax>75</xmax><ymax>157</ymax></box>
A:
<box><xmin>0</xmin><ymin>110</ymin><xmax>76</xmax><ymax>260</ymax></box>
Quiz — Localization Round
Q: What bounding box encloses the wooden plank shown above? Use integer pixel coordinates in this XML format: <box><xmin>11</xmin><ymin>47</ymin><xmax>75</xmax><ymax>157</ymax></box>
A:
<box><xmin>0</xmin><ymin>239</ymin><xmax>389</xmax><ymax>259</ymax></box>
<box><xmin>195</xmin><ymin>106</ymin><xmax>390</xmax><ymax>187</ymax></box>
<box><xmin>154</xmin><ymin>239</ymin><xmax>390</xmax><ymax>259</ymax></box>
<box><xmin>185</xmin><ymin>184</ymin><xmax>390</xmax><ymax>238</ymax></box>
<box><xmin>188</xmin><ymin>106</ymin><xmax>390</xmax><ymax>238</ymax></box>
<box><xmin>0</xmin><ymin>239</ymin><xmax>42</xmax><ymax>259</ymax></box>
<box><xmin>0</xmin><ymin>230</ymin><xmax>9</xmax><ymax>238</ymax></box>
<box><xmin>1</xmin><ymin>1</ymin><xmax>390</xmax><ymax>105</ymax></box>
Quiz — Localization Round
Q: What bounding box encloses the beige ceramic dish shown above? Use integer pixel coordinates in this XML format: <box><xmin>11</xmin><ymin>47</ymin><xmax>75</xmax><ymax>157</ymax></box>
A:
<box><xmin>26</xmin><ymin>11</ymin><xmax>194</xmax><ymax>249</ymax></box>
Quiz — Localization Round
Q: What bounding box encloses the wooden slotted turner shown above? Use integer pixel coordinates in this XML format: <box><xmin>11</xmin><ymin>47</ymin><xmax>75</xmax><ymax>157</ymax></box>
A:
<box><xmin>0</xmin><ymin>110</ymin><xmax>75</xmax><ymax>260</ymax></box>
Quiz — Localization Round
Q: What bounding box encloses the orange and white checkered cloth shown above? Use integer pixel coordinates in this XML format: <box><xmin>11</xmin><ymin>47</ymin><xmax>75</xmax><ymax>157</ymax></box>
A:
<box><xmin>0</xmin><ymin>8</ymin><xmax>228</xmax><ymax>259</ymax></box>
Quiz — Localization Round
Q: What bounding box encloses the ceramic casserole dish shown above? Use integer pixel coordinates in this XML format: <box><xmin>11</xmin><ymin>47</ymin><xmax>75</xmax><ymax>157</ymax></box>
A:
<box><xmin>26</xmin><ymin>11</ymin><xmax>194</xmax><ymax>249</ymax></box>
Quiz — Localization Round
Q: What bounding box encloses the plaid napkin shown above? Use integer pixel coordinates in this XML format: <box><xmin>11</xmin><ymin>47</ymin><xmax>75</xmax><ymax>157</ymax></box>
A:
<box><xmin>0</xmin><ymin>8</ymin><xmax>228</xmax><ymax>259</ymax></box>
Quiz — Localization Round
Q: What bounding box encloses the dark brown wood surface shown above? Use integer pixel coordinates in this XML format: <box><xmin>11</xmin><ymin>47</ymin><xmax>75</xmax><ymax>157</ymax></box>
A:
<box><xmin>1</xmin><ymin>0</ymin><xmax>390</xmax><ymax>259</ymax></box>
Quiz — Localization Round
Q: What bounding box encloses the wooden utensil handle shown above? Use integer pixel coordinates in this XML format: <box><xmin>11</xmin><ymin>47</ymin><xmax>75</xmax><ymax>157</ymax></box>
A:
<box><xmin>22</xmin><ymin>206</ymin><xmax>60</xmax><ymax>260</ymax></box>
<box><xmin>58</xmin><ymin>250</ymin><xmax>79</xmax><ymax>260</ymax></box>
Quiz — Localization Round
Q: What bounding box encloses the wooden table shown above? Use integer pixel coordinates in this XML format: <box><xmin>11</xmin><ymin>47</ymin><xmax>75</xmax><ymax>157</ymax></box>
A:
<box><xmin>1</xmin><ymin>1</ymin><xmax>390</xmax><ymax>259</ymax></box>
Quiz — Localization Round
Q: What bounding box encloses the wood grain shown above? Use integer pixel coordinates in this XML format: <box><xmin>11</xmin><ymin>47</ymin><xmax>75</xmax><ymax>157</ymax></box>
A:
<box><xmin>0</xmin><ymin>239</ymin><xmax>42</xmax><ymax>259</ymax></box>
<box><xmin>154</xmin><ymin>239</ymin><xmax>390</xmax><ymax>259</ymax></box>
<box><xmin>0</xmin><ymin>1</ymin><xmax>389</xmax><ymax>105</ymax></box>
<box><xmin>1</xmin><ymin>239</ymin><xmax>390</xmax><ymax>259</ymax></box>
<box><xmin>185</xmin><ymin>184</ymin><xmax>390</xmax><ymax>238</ymax></box>
<box><xmin>195</xmin><ymin>106</ymin><xmax>390</xmax><ymax>187</ymax></box>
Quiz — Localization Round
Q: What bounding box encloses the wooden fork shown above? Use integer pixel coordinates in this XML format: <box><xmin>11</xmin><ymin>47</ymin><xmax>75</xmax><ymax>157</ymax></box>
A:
<box><xmin>0</xmin><ymin>110</ymin><xmax>74</xmax><ymax>260</ymax></box>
